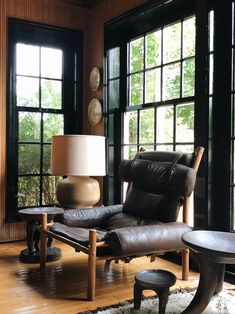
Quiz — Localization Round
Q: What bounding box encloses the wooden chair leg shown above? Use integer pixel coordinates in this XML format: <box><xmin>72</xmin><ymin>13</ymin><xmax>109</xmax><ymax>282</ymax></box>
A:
<box><xmin>181</xmin><ymin>147</ymin><xmax>204</xmax><ymax>280</ymax></box>
<box><xmin>182</xmin><ymin>248</ymin><xmax>189</xmax><ymax>280</ymax></box>
<box><xmin>87</xmin><ymin>229</ymin><xmax>97</xmax><ymax>301</ymax></box>
<box><xmin>104</xmin><ymin>259</ymin><xmax>112</xmax><ymax>272</ymax></box>
<box><xmin>40</xmin><ymin>213</ymin><xmax>47</xmax><ymax>270</ymax></box>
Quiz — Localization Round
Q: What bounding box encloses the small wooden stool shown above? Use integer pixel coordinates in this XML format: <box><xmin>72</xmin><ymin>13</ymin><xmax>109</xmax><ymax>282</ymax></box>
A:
<box><xmin>134</xmin><ymin>269</ymin><xmax>176</xmax><ymax>314</ymax></box>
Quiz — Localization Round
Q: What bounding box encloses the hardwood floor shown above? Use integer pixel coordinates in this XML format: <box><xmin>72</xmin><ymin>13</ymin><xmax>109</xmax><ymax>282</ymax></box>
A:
<box><xmin>0</xmin><ymin>240</ymin><xmax>227</xmax><ymax>313</ymax></box>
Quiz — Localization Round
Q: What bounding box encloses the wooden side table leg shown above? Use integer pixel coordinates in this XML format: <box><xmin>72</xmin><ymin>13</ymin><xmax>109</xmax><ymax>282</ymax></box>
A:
<box><xmin>214</xmin><ymin>264</ymin><xmax>225</xmax><ymax>294</ymax></box>
<box><xmin>156</xmin><ymin>287</ymin><xmax>169</xmax><ymax>314</ymax></box>
<box><xmin>134</xmin><ymin>282</ymin><xmax>143</xmax><ymax>309</ymax></box>
<box><xmin>40</xmin><ymin>213</ymin><xmax>47</xmax><ymax>270</ymax></box>
<box><xmin>182</xmin><ymin>253</ymin><xmax>224</xmax><ymax>314</ymax></box>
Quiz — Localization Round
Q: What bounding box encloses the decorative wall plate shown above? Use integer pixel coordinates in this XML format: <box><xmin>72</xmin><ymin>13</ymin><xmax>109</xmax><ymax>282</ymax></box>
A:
<box><xmin>88</xmin><ymin>98</ymin><xmax>102</xmax><ymax>125</ymax></box>
<box><xmin>89</xmin><ymin>67</ymin><xmax>100</xmax><ymax>91</ymax></box>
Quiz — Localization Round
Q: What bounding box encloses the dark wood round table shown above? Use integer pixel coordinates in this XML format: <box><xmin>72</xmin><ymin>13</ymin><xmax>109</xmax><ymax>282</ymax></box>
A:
<box><xmin>19</xmin><ymin>207</ymin><xmax>64</xmax><ymax>263</ymax></box>
<box><xmin>181</xmin><ymin>230</ymin><xmax>235</xmax><ymax>314</ymax></box>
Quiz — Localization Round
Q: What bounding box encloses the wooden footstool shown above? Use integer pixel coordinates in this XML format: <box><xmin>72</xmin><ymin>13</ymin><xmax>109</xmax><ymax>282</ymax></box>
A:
<box><xmin>134</xmin><ymin>269</ymin><xmax>176</xmax><ymax>314</ymax></box>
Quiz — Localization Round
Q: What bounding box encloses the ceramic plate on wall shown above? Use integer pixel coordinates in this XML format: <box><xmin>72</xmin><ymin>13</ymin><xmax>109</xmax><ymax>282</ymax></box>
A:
<box><xmin>89</xmin><ymin>67</ymin><xmax>100</xmax><ymax>91</ymax></box>
<box><xmin>88</xmin><ymin>98</ymin><xmax>102</xmax><ymax>125</ymax></box>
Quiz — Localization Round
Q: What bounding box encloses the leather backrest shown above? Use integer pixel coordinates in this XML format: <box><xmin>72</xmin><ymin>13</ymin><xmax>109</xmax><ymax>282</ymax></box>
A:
<box><xmin>135</xmin><ymin>150</ymin><xmax>194</xmax><ymax>167</ymax></box>
<box><xmin>119</xmin><ymin>155</ymin><xmax>196</xmax><ymax>222</ymax></box>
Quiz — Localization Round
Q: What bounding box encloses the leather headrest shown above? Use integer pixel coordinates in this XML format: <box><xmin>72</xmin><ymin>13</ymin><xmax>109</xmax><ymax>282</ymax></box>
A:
<box><xmin>119</xmin><ymin>159</ymin><xmax>196</xmax><ymax>197</ymax></box>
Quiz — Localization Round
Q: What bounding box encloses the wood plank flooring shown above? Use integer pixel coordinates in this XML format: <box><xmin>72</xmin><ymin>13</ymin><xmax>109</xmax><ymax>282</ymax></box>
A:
<box><xmin>0</xmin><ymin>240</ymin><xmax>229</xmax><ymax>314</ymax></box>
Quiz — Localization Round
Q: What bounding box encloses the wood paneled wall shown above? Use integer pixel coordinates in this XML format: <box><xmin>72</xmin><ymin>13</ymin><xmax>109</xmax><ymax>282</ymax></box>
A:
<box><xmin>0</xmin><ymin>0</ymin><xmax>89</xmax><ymax>242</ymax></box>
<box><xmin>84</xmin><ymin>0</ymin><xmax>149</xmax><ymax>135</ymax></box>
<box><xmin>0</xmin><ymin>0</ymin><xmax>148</xmax><ymax>242</ymax></box>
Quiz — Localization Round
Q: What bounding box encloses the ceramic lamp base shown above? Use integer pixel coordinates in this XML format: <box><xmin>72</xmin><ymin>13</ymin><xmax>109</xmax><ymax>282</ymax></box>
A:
<box><xmin>56</xmin><ymin>176</ymin><xmax>100</xmax><ymax>209</ymax></box>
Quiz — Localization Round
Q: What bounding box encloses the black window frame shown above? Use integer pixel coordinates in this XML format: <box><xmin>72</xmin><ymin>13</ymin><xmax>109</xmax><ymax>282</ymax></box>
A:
<box><xmin>6</xmin><ymin>18</ymin><xmax>83</xmax><ymax>221</ymax></box>
<box><xmin>104</xmin><ymin>0</ymin><xmax>209</xmax><ymax>227</ymax></box>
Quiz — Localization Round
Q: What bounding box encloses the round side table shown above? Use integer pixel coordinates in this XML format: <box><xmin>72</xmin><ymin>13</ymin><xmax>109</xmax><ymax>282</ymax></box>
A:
<box><xmin>19</xmin><ymin>207</ymin><xmax>64</xmax><ymax>263</ymax></box>
<box><xmin>181</xmin><ymin>230</ymin><xmax>235</xmax><ymax>314</ymax></box>
<box><xmin>134</xmin><ymin>269</ymin><xmax>176</xmax><ymax>314</ymax></box>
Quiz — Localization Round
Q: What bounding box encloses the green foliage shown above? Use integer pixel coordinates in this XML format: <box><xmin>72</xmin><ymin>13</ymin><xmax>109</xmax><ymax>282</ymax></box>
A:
<box><xmin>130</xmin><ymin>38</ymin><xmax>144</xmax><ymax>72</ymax></box>
<box><xmin>130</xmin><ymin>73</ymin><xmax>143</xmax><ymax>105</ymax></box>
<box><xmin>146</xmin><ymin>31</ymin><xmax>161</xmax><ymax>68</ymax></box>
<box><xmin>41</xmin><ymin>79</ymin><xmax>61</xmax><ymax>109</ymax></box>
<box><xmin>140</xmin><ymin>109</ymin><xmax>155</xmax><ymax>143</ymax></box>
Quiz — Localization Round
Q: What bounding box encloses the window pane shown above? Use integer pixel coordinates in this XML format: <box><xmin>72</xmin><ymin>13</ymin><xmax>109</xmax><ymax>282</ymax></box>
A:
<box><xmin>175</xmin><ymin>145</ymin><xmax>194</xmax><ymax>153</ymax></box>
<box><xmin>162</xmin><ymin>63</ymin><xmax>180</xmax><ymax>100</ymax></box>
<box><xmin>108</xmin><ymin>114</ymin><xmax>115</xmax><ymax>144</ymax></box>
<box><xmin>129</xmin><ymin>73</ymin><xmax>143</xmax><ymax>105</ymax></box>
<box><xmin>16</xmin><ymin>76</ymin><xmax>39</xmax><ymax>107</ymax></box>
<box><xmin>107</xmin><ymin>177</ymin><xmax>115</xmax><ymax>204</ymax></box>
<box><xmin>18</xmin><ymin>144</ymin><xmax>41</xmax><ymax>174</ymax></box>
<box><xmin>41</xmin><ymin>79</ymin><xmax>62</xmax><ymax>109</ymax></box>
<box><xmin>108</xmin><ymin>146</ymin><xmax>114</xmax><ymax>176</ymax></box>
<box><xmin>232</xmin><ymin>2</ymin><xmax>234</xmax><ymax>45</ymax></box>
<box><xmin>108</xmin><ymin>47</ymin><xmax>120</xmax><ymax>79</ymax></box>
<box><xmin>209</xmin><ymin>54</ymin><xmax>214</xmax><ymax>95</ymax></box>
<box><xmin>176</xmin><ymin>103</ymin><xmax>194</xmax><ymax>142</ymax></box>
<box><xmin>146</xmin><ymin>30</ymin><xmax>161</xmax><ymax>68</ymax></box>
<box><xmin>157</xmin><ymin>106</ymin><xmax>174</xmax><ymax>143</ymax></box>
<box><xmin>123</xmin><ymin>145</ymin><xmax>137</xmax><ymax>159</ymax></box>
<box><xmin>139</xmin><ymin>108</ymin><xmax>155</xmax><ymax>143</ymax></box>
<box><xmin>42</xmin><ymin>176</ymin><xmax>59</xmax><ymax>205</ymax></box>
<box><xmin>156</xmin><ymin>144</ymin><xmax>173</xmax><ymax>151</ymax></box>
<box><xmin>183</xmin><ymin>17</ymin><xmax>196</xmax><ymax>58</ymax></box>
<box><xmin>209</xmin><ymin>11</ymin><xmax>214</xmax><ymax>52</ymax></box>
<box><xmin>19</xmin><ymin>112</ymin><xmax>41</xmax><ymax>142</ymax></box>
<box><xmin>124</xmin><ymin>111</ymin><xmax>137</xmax><ymax>144</ymax></box>
<box><xmin>232</xmin><ymin>48</ymin><xmax>234</xmax><ymax>91</ymax></box>
<box><xmin>145</xmin><ymin>68</ymin><xmax>161</xmax><ymax>103</ymax></box>
<box><xmin>182</xmin><ymin>58</ymin><xmax>195</xmax><ymax>97</ymax></box>
<box><xmin>43</xmin><ymin>113</ymin><xmax>64</xmax><ymax>142</ymax></box>
<box><xmin>108</xmin><ymin>79</ymin><xmax>119</xmax><ymax>109</ymax></box>
<box><xmin>130</xmin><ymin>37</ymin><xmax>144</xmax><ymax>73</ymax></box>
<box><xmin>18</xmin><ymin>176</ymin><xmax>40</xmax><ymax>207</ymax></box>
<box><xmin>43</xmin><ymin>144</ymin><xmax>51</xmax><ymax>173</ymax></box>
<box><xmin>163</xmin><ymin>22</ymin><xmax>181</xmax><ymax>63</ymax></box>
<box><xmin>139</xmin><ymin>145</ymin><xmax>154</xmax><ymax>151</ymax></box>
<box><xmin>41</xmin><ymin>47</ymin><xmax>62</xmax><ymax>79</ymax></box>
<box><xmin>16</xmin><ymin>43</ymin><xmax>39</xmax><ymax>76</ymax></box>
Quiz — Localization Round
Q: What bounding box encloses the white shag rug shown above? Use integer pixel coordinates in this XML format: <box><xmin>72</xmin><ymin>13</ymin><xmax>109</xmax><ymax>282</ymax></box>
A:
<box><xmin>80</xmin><ymin>289</ymin><xmax>235</xmax><ymax>314</ymax></box>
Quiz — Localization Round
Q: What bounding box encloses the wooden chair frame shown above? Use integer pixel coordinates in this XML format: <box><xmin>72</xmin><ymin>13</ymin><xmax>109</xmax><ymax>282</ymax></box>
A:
<box><xmin>39</xmin><ymin>147</ymin><xmax>204</xmax><ymax>300</ymax></box>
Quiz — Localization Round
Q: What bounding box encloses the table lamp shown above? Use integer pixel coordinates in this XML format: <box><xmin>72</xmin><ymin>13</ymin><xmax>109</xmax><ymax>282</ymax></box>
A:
<box><xmin>51</xmin><ymin>134</ymin><xmax>106</xmax><ymax>209</ymax></box>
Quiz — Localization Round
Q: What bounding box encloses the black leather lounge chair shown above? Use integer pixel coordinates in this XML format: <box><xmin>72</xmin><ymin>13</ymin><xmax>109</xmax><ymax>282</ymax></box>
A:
<box><xmin>39</xmin><ymin>147</ymin><xmax>204</xmax><ymax>300</ymax></box>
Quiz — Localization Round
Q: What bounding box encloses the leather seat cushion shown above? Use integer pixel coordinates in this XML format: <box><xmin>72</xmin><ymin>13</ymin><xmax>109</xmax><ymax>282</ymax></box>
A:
<box><xmin>50</xmin><ymin>222</ymin><xmax>107</xmax><ymax>245</ymax></box>
<box><xmin>102</xmin><ymin>212</ymin><xmax>164</xmax><ymax>231</ymax></box>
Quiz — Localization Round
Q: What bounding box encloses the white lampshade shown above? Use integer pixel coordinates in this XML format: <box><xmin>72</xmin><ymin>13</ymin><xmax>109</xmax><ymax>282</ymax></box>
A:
<box><xmin>51</xmin><ymin>135</ymin><xmax>106</xmax><ymax>176</ymax></box>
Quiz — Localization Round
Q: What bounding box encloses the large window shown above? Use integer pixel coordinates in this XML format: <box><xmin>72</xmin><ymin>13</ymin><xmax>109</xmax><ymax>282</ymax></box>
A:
<box><xmin>105</xmin><ymin>0</ymin><xmax>235</xmax><ymax>233</ymax></box>
<box><xmin>123</xmin><ymin>17</ymin><xmax>195</xmax><ymax>158</ymax></box>
<box><xmin>7</xmin><ymin>19</ymin><xmax>82</xmax><ymax>220</ymax></box>
<box><xmin>105</xmin><ymin>6</ymin><xmax>197</xmax><ymax>210</ymax></box>
<box><xmin>16</xmin><ymin>44</ymin><xmax>64</xmax><ymax>208</ymax></box>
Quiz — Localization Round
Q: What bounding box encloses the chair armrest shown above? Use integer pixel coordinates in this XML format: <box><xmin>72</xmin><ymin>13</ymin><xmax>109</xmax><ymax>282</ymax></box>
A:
<box><xmin>104</xmin><ymin>222</ymin><xmax>191</xmax><ymax>257</ymax></box>
<box><xmin>55</xmin><ymin>205</ymin><xmax>123</xmax><ymax>228</ymax></box>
